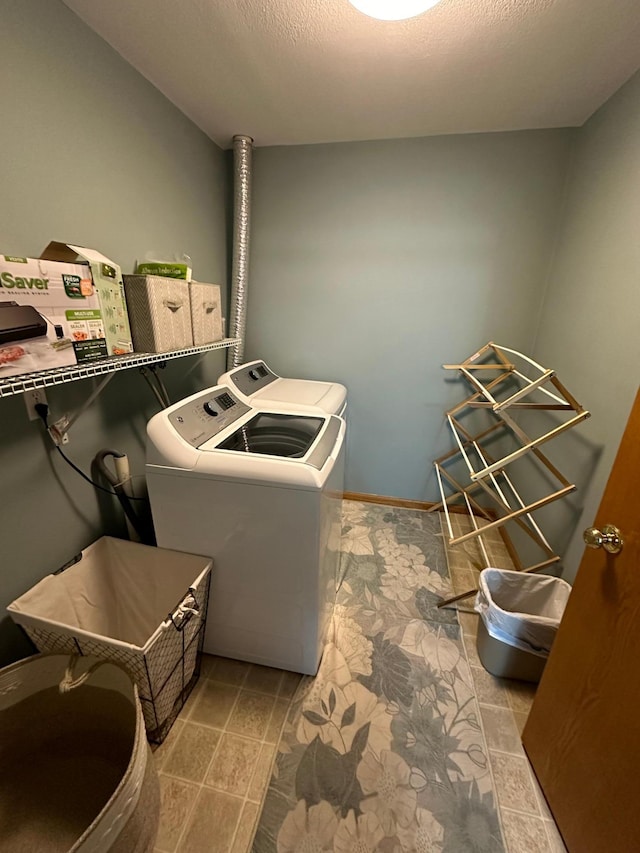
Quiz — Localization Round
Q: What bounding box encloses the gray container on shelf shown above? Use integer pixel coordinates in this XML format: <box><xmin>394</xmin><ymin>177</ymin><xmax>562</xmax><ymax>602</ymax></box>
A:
<box><xmin>123</xmin><ymin>275</ymin><xmax>193</xmax><ymax>353</ymax></box>
<box><xmin>189</xmin><ymin>281</ymin><xmax>223</xmax><ymax>346</ymax></box>
<box><xmin>474</xmin><ymin>568</ymin><xmax>572</xmax><ymax>683</ymax></box>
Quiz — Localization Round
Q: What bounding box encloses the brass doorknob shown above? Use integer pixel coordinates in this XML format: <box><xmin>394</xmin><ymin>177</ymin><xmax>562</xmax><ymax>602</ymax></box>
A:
<box><xmin>583</xmin><ymin>524</ymin><xmax>624</xmax><ymax>554</ymax></box>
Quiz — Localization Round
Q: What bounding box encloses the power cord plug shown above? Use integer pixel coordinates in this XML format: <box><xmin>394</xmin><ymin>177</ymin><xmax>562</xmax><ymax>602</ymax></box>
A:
<box><xmin>34</xmin><ymin>401</ymin><xmax>49</xmax><ymax>425</ymax></box>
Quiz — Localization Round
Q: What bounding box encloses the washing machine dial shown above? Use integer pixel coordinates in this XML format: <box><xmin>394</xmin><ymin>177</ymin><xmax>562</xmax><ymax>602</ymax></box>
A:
<box><xmin>203</xmin><ymin>401</ymin><xmax>219</xmax><ymax>417</ymax></box>
<box><xmin>248</xmin><ymin>369</ymin><xmax>260</xmax><ymax>380</ymax></box>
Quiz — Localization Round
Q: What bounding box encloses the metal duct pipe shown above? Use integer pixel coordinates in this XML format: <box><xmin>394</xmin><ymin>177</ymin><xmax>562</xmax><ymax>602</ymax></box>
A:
<box><xmin>227</xmin><ymin>134</ymin><xmax>253</xmax><ymax>369</ymax></box>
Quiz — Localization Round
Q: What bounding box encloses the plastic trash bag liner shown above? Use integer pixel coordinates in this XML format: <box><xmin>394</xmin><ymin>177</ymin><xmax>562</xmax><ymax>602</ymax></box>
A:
<box><xmin>474</xmin><ymin>568</ymin><xmax>572</xmax><ymax>657</ymax></box>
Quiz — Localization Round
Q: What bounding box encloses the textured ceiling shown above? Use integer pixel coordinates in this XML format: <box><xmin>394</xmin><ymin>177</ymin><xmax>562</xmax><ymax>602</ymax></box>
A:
<box><xmin>63</xmin><ymin>0</ymin><xmax>640</xmax><ymax>148</ymax></box>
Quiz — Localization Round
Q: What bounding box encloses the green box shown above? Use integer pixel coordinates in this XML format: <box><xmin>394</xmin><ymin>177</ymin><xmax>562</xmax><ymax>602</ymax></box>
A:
<box><xmin>135</xmin><ymin>261</ymin><xmax>192</xmax><ymax>281</ymax></box>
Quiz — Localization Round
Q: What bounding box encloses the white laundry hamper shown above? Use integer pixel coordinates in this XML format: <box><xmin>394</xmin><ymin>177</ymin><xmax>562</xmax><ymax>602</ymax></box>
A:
<box><xmin>0</xmin><ymin>653</ymin><xmax>160</xmax><ymax>853</ymax></box>
<box><xmin>7</xmin><ymin>536</ymin><xmax>212</xmax><ymax>742</ymax></box>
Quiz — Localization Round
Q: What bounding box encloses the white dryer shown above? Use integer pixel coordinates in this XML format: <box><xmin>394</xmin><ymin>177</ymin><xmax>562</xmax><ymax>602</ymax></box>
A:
<box><xmin>218</xmin><ymin>359</ymin><xmax>347</xmax><ymax>417</ymax></box>
<box><xmin>146</xmin><ymin>385</ymin><xmax>345</xmax><ymax>675</ymax></box>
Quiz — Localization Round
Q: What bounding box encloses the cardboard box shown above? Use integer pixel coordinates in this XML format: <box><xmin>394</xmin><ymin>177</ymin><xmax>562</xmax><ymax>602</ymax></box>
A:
<box><xmin>189</xmin><ymin>282</ymin><xmax>223</xmax><ymax>345</ymax></box>
<box><xmin>123</xmin><ymin>275</ymin><xmax>193</xmax><ymax>353</ymax></box>
<box><xmin>42</xmin><ymin>243</ymin><xmax>133</xmax><ymax>358</ymax></box>
<box><xmin>0</xmin><ymin>255</ymin><xmax>102</xmax><ymax>377</ymax></box>
<box><xmin>0</xmin><ymin>244</ymin><xmax>133</xmax><ymax>379</ymax></box>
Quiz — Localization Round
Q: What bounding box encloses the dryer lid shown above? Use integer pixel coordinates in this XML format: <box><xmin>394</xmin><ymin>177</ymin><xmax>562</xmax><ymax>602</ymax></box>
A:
<box><xmin>254</xmin><ymin>378</ymin><xmax>344</xmax><ymax>409</ymax></box>
<box><xmin>220</xmin><ymin>361</ymin><xmax>347</xmax><ymax>415</ymax></box>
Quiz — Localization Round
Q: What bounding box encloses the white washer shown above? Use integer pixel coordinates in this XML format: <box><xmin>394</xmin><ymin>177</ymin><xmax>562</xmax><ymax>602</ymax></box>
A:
<box><xmin>146</xmin><ymin>384</ymin><xmax>345</xmax><ymax>675</ymax></box>
<box><xmin>218</xmin><ymin>359</ymin><xmax>347</xmax><ymax>417</ymax></box>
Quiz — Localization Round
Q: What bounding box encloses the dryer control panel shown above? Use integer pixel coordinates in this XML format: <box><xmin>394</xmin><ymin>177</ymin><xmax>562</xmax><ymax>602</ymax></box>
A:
<box><xmin>229</xmin><ymin>361</ymin><xmax>277</xmax><ymax>396</ymax></box>
<box><xmin>168</xmin><ymin>387</ymin><xmax>250</xmax><ymax>447</ymax></box>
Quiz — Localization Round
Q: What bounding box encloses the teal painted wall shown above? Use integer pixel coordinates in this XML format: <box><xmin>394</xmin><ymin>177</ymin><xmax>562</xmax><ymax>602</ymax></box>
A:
<box><xmin>0</xmin><ymin>0</ymin><xmax>228</xmax><ymax>663</ymax></box>
<box><xmin>530</xmin><ymin>70</ymin><xmax>640</xmax><ymax>582</ymax></box>
<box><xmin>246</xmin><ymin>132</ymin><xmax>574</xmax><ymax>501</ymax></box>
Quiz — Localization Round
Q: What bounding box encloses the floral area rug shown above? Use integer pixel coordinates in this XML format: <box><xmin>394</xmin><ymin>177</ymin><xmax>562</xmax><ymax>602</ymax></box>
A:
<box><xmin>252</xmin><ymin>501</ymin><xmax>505</xmax><ymax>853</ymax></box>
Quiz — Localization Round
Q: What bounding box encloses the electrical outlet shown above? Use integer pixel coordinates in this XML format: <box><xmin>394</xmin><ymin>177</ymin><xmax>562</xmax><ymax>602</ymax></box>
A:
<box><xmin>24</xmin><ymin>388</ymin><xmax>48</xmax><ymax>421</ymax></box>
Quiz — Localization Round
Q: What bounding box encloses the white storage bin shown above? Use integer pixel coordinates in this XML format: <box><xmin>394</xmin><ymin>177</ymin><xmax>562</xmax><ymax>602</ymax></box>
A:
<box><xmin>7</xmin><ymin>537</ymin><xmax>212</xmax><ymax>741</ymax></box>
<box><xmin>123</xmin><ymin>275</ymin><xmax>193</xmax><ymax>352</ymax></box>
<box><xmin>189</xmin><ymin>281</ymin><xmax>223</xmax><ymax>345</ymax></box>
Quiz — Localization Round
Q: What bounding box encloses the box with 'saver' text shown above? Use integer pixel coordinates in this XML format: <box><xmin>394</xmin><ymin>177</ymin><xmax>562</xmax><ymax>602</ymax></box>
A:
<box><xmin>0</xmin><ymin>244</ymin><xmax>133</xmax><ymax>378</ymax></box>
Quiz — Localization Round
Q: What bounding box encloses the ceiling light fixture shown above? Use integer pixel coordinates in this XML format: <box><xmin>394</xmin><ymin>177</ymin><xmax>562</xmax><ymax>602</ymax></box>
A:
<box><xmin>348</xmin><ymin>0</ymin><xmax>443</xmax><ymax>21</ymax></box>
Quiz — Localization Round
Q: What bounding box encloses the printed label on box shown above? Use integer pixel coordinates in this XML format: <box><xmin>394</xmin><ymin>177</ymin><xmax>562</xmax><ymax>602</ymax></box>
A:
<box><xmin>72</xmin><ymin>339</ymin><xmax>109</xmax><ymax>361</ymax></box>
<box><xmin>66</xmin><ymin>310</ymin><xmax>108</xmax><ymax>361</ymax></box>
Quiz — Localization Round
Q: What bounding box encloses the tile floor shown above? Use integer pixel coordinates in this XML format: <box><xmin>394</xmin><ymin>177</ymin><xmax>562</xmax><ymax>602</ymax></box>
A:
<box><xmin>152</xmin><ymin>507</ymin><xmax>568</xmax><ymax>853</ymax></box>
<box><xmin>152</xmin><ymin>656</ymin><xmax>302</xmax><ymax>853</ymax></box>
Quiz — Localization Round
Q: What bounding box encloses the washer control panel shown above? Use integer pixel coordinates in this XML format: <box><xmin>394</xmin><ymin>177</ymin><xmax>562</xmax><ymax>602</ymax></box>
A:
<box><xmin>229</xmin><ymin>361</ymin><xmax>277</xmax><ymax>396</ymax></box>
<box><xmin>168</xmin><ymin>387</ymin><xmax>251</xmax><ymax>447</ymax></box>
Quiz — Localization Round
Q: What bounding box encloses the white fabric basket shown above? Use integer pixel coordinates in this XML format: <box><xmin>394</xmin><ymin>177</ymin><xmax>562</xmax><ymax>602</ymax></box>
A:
<box><xmin>7</xmin><ymin>537</ymin><xmax>212</xmax><ymax>737</ymax></box>
<box><xmin>189</xmin><ymin>281</ymin><xmax>223</xmax><ymax>345</ymax></box>
<box><xmin>474</xmin><ymin>568</ymin><xmax>571</xmax><ymax>657</ymax></box>
<box><xmin>123</xmin><ymin>275</ymin><xmax>193</xmax><ymax>352</ymax></box>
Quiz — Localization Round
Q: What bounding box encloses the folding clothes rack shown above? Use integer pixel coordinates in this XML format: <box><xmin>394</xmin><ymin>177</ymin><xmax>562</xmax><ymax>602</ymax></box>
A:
<box><xmin>430</xmin><ymin>342</ymin><xmax>589</xmax><ymax>609</ymax></box>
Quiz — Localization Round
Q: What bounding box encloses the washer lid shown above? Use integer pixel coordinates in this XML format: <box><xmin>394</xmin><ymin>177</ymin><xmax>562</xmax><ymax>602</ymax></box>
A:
<box><xmin>217</xmin><ymin>412</ymin><xmax>324</xmax><ymax>459</ymax></box>
<box><xmin>146</xmin><ymin>383</ymin><xmax>345</xmax><ymax>481</ymax></box>
<box><xmin>206</xmin><ymin>412</ymin><xmax>341</xmax><ymax>471</ymax></box>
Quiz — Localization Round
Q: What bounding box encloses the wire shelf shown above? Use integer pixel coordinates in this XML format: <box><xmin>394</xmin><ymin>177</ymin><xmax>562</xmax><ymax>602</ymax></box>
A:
<box><xmin>0</xmin><ymin>338</ymin><xmax>239</xmax><ymax>398</ymax></box>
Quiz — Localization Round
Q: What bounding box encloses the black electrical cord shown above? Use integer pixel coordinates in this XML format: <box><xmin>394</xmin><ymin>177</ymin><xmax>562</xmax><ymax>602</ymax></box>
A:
<box><xmin>35</xmin><ymin>403</ymin><xmax>146</xmax><ymax>501</ymax></box>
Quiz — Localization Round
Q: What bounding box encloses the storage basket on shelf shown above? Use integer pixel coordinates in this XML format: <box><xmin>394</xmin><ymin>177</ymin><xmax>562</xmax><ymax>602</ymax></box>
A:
<box><xmin>7</xmin><ymin>537</ymin><xmax>212</xmax><ymax>743</ymax></box>
<box><xmin>189</xmin><ymin>281</ymin><xmax>223</xmax><ymax>345</ymax></box>
<box><xmin>0</xmin><ymin>653</ymin><xmax>160</xmax><ymax>852</ymax></box>
<box><xmin>123</xmin><ymin>274</ymin><xmax>194</xmax><ymax>352</ymax></box>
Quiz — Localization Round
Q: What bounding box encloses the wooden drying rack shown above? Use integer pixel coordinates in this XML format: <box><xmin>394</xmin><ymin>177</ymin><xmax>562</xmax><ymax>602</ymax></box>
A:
<box><xmin>430</xmin><ymin>342</ymin><xmax>589</xmax><ymax>609</ymax></box>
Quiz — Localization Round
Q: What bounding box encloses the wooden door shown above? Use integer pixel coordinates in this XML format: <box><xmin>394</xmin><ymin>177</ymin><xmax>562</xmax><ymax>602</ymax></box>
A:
<box><xmin>523</xmin><ymin>388</ymin><xmax>640</xmax><ymax>852</ymax></box>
